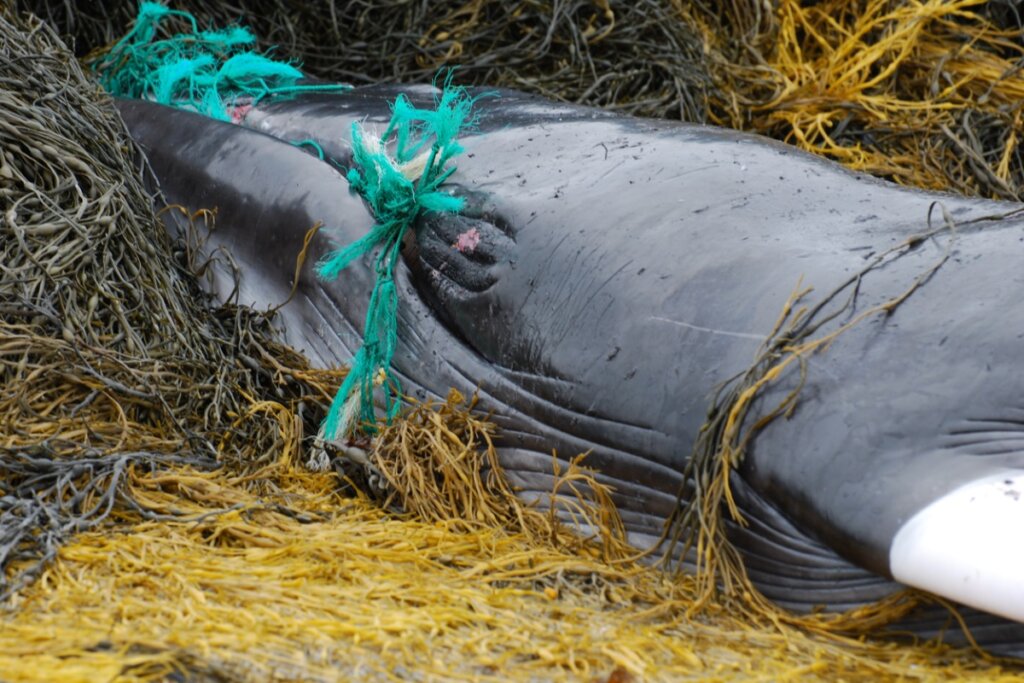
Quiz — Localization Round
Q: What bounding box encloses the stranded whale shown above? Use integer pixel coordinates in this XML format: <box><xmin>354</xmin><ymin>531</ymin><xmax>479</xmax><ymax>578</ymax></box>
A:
<box><xmin>117</xmin><ymin>86</ymin><xmax>1024</xmax><ymax>653</ymax></box>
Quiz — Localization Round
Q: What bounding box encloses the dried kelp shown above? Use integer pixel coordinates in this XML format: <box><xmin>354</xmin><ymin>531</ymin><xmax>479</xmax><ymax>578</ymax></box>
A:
<box><xmin>698</xmin><ymin>0</ymin><xmax>1024</xmax><ymax>199</ymax></box>
<box><xmin>9</xmin><ymin>470</ymin><xmax>1018</xmax><ymax>683</ymax></box>
<box><xmin>0</xmin><ymin>6</ymin><xmax>338</xmax><ymax>600</ymax></box>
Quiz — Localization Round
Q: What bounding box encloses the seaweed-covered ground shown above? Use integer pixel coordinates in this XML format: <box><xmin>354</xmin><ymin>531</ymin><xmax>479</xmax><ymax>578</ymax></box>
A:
<box><xmin>25</xmin><ymin>0</ymin><xmax>1024</xmax><ymax>199</ymax></box>
<box><xmin>3</xmin><ymin>2</ymin><xmax>1024</xmax><ymax>681</ymax></box>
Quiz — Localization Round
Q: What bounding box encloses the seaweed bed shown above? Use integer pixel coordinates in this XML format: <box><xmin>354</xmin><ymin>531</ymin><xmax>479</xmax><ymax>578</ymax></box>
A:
<box><xmin>3</xmin><ymin>1</ymin><xmax>1024</xmax><ymax>681</ymax></box>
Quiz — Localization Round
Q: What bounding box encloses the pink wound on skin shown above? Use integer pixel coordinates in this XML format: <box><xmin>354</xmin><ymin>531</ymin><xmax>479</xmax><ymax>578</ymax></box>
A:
<box><xmin>230</xmin><ymin>104</ymin><xmax>253</xmax><ymax>124</ymax></box>
<box><xmin>453</xmin><ymin>228</ymin><xmax>481</xmax><ymax>254</ymax></box>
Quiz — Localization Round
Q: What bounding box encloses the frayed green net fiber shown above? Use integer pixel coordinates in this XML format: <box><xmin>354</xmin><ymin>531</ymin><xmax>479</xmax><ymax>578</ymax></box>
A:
<box><xmin>92</xmin><ymin>1</ymin><xmax>346</xmax><ymax>121</ymax></box>
<box><xmin>317</xmin><ymin>76</ymin><xmax>483</xmax><ymax>441</ymax></box>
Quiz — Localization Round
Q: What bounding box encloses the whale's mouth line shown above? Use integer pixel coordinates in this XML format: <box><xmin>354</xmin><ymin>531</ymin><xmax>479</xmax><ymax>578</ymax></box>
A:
<box><xmin>650</xmin><ymin>315</ymin><xmax>767</xmax><ymax>341</ymax></box>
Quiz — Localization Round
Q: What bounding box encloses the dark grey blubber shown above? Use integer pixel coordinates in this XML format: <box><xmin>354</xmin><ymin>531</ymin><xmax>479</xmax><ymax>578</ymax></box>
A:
<box><xmin>117</xmin><ymin>87</ymin><xmax>1024</xmax><ymax>654</ymax></box>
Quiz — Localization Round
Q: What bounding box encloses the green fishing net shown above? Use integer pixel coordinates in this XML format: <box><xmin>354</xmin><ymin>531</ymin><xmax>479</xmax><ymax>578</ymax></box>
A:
<box><xmin>317</xmin><ymin>77</ymin><xmax>479</xmax><ymax>441</ymax></box>
<box><xmin>93</xmin><ymin>4</ymin><xmax>479</xmax><ymax>444</ymax></box>
<box><xmin>92</xmin><ymin>1</ymin><xmax>346</xmax><ymax>121</ymax></box>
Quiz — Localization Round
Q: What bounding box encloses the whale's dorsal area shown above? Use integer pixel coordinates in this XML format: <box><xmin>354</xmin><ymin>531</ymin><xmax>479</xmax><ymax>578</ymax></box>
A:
<box><xmin>118</xmin><ymin>87</ymin><xmax>1024</xmax><ymax>653</ymax></box>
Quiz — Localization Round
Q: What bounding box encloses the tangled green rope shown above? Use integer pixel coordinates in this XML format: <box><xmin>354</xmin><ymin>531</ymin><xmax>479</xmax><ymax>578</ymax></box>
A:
<box><xmin>318</xmin><ymin>77</ymin><xmax>480</xmax><ymax>441</ymax></box>
<box><xmin>92</xmin><ymin>4</ymin><xmax>479</xmax><ymax>444</ymax></box>
<box><xmin>92</xmin><ymin>1</ymin><xmax>346</xmax><ymax>121</ymax></box>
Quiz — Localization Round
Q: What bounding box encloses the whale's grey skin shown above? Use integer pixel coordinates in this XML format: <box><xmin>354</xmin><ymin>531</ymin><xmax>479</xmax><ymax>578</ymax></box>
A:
<box><xmin>117</xmin><ymin>88</ymin><xmax>1024</xmax><ymax>652</ymax></box>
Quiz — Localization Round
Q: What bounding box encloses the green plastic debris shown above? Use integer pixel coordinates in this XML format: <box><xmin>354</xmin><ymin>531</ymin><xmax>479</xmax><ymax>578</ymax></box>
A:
<box><xmin>92</xmin><ymin>1</ymin><xmax>346</xmax><ymax>121</ymax></box>
<box><xmin>318</xmin><ymin>76</ymin><xmax>482</xmax><ymax>441</ymax></box>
